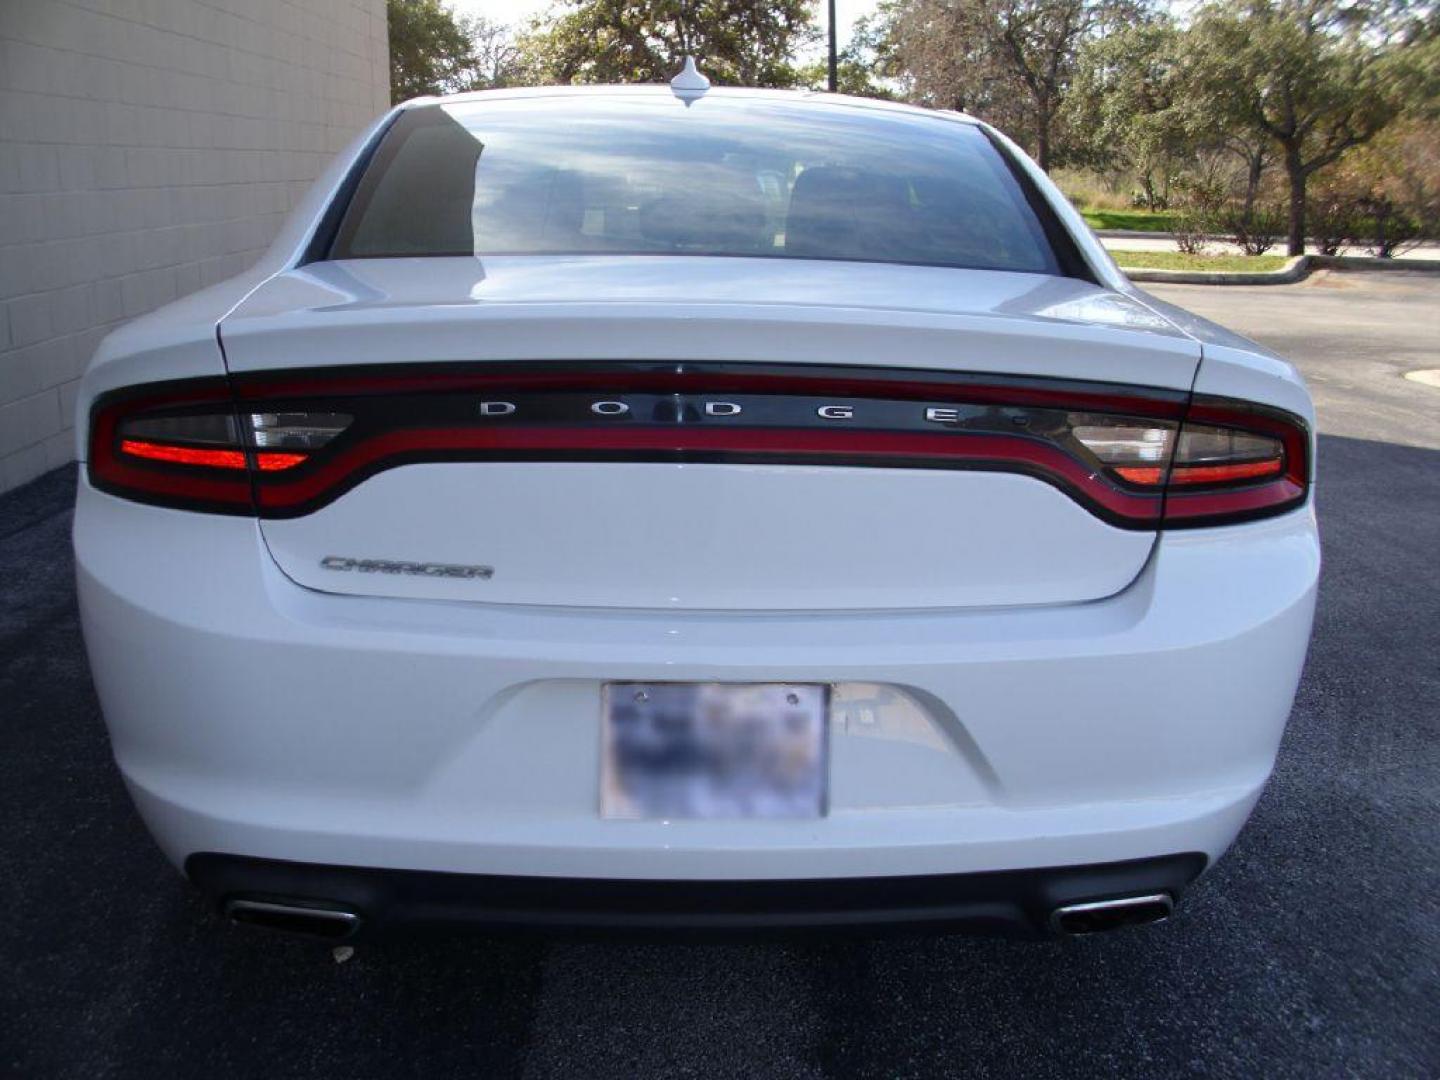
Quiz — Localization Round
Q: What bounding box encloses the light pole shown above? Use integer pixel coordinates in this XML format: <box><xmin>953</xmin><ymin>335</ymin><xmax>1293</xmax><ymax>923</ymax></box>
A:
<box><xmin>827</xmin><ymin>0</ymin><xmax>838</xmax><ymax>92</ymax></box>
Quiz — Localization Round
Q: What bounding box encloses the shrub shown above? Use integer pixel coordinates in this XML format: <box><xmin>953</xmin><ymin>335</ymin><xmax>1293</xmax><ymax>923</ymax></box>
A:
<box><xmin>1308</xmin><ymin>198</ymin><xmax>1356</xmax><ymax>256</ymax></box>
<box><xmin>1222</xmin><ymin>203</ymin><xmax>1286</xmax><ymax>256</ymax></box>
<box><xmin>1358</xmin><ymin>196</ymin><xmax>1423</xmax><ymax>259</ymax></box>
<box><xmin>1170</xmin><ymin>177</ymin><xmax>1225</xmax><ymax>255</ymax></box>
<box><xmin>1129</xmin><ymin>186</ymin><xmax>1172</xmax><ymax>212</ymax></box>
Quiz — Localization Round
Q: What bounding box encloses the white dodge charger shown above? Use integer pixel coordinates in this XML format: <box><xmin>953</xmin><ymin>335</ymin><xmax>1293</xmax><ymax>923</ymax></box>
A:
<box><xmin>73</xmin><ymin>81</ymin><xmax>1318</xmax><ymax>940</ymax></box>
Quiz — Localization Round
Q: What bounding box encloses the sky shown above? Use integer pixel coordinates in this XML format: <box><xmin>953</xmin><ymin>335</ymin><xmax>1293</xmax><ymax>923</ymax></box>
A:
<box><xmin>447</xmin><ymin>0</ymin><xmax>882</xmax><ymax>55</ymax></box>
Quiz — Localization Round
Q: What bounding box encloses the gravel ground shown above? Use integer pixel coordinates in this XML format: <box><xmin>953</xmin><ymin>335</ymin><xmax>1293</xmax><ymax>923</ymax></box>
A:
<box><xmin>1</xmin><ymin>270</ymin><xmax>1436</xmax><ymax>1079</ymax></box>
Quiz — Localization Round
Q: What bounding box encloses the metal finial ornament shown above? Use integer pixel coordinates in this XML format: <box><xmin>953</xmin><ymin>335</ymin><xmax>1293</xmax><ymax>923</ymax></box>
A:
<box><xmin>670</xmin><ymin>56</ymin><xmax>710</xmax><ymax>106</ymax></box>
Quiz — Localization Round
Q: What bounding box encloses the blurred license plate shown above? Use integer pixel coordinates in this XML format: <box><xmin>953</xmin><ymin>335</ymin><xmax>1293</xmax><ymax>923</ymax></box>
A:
<box><xmin>601</xmin><ymin>683</ymin><xmax>828</xmax><ymax>819</ymax></box>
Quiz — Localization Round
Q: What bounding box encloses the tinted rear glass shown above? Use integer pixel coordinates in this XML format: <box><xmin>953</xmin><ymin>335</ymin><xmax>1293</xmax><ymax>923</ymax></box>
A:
<box><xmin>330</xmin><ymin>96</ymin><xmax>1062</xmax><ymax>275</ymax></box>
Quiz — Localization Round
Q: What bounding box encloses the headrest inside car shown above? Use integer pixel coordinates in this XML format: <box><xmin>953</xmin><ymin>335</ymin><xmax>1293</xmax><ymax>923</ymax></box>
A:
<box><xmin>639</xmin><ymin>187</ymin><xmax>768</xmax><ymax>252</ymax></box>
<box><xmin>785</xmin><ymin>166</ymin><xmax>913</xmax><ymax>262</ymax></box>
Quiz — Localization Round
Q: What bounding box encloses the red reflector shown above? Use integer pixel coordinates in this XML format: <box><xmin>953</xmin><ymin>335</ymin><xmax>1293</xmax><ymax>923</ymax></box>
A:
<box><xmin>1113</xmin><ymin>466</ymin><xmax>1165</xmax><ymax>486</ymax></box>
<box><xmin>119</xmin><ymin>440</ymin><xmax>306</xmax><ymax>472</ymax></box>
<box><xmin>1169</xmin><ymin>459</ymin><xmax>1283</xmax><ymax>486</ymax></box>
<box><xmin>120</xmin><ymin>440</ymin><xmax>247</xmax><ymax>470</ymax></box>
<box><xmin>1113</xmin><ymin>459</ymin><xmax>1283</xmax><ymax>486</ymax></box>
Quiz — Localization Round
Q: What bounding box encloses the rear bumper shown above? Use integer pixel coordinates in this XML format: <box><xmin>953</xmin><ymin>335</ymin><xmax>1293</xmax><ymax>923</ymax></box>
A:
<box><xmin>76</xmin><ymin>478</ymin><xmax>1318</xmax><ymax>885</ymax></box>
<box><xmin>188</xmin><ymin>851</ymin><xmax>1206</xmax><ymax>938</ymax></box>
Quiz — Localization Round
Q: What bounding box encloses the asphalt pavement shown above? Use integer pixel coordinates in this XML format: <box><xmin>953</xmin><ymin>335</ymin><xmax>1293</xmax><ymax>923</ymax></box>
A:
<box><xmin>1</xmin><ymin>269</ymin><xmax>1437</xmax><ymax>1079</ymax></box>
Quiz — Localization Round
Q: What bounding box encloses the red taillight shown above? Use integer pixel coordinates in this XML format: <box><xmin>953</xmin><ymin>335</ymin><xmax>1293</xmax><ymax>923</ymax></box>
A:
<box><xmin>255</xmin><ymin>452</ymin><xmax>308</xmax><ymax>471</ymax></box>
<box><xmin>1167</xmin><ymin>459</ymin><xmax>1284</xmax><ymax>486</ymax></box>
<box><xmin>1071</xmin><ymin>403</ymin><xmax>1307</xmax><ymax>524</ymax></box>
<box><xmin>118</xmin><ymin>440</ymin><xmax>250</xmax><ymax>470</ymax></box>
<box><xmin>1114</xmin><ymin>461</ymin><xmax>1285</xmax><ymax>485</ymax></box>
<box><xmin>1160</xmin><ymin>401</ymin><xmax>1309</xmax><ymax>525</ymax></box>
<box><xmin>88</xmin><ymin>365</ymin><xmax>1307</xmax><ymax>527</ymax></box>
<box><xmin>88</xmin><ymin>379</ymin><xmax>345</xmax><ymax>513</ymax></box>
<box><xmin>116</xmin><ymin>439</ymin><xmax>308</xmax><ymax>472</ymax></box>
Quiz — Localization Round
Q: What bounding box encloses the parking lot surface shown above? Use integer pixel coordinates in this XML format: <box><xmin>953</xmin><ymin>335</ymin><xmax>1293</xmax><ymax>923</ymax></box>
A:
<box><xmin>1</xmin><ymin>270</ymin><xmax>1436</xmax><ymax>1079</ymax></box>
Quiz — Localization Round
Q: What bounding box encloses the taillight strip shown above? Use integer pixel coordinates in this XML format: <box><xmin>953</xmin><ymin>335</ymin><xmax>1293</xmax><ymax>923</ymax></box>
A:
<box><xmin>117</xmin><ymin>439</ymin><xmax>307</xmax><ymax>472</ymax></box>
<box><xmin>1169</xmin><ymin>459</ymin><xmax>1284</xmax><ymax>486</ymax></box>
<box><xmin>248</xmin><ymin>425</ymin><xmax>1164</xmax><ymax>524</ymax></box>
<box><xmin>1116</xmin><ymin>459</ymin><xmax>1284</xmax><ymax>487</ymax></box>
<box><xmin>119</xmin><ymin>440</ymin><xmax>249</xmax><ymax>470</ymax></box>
<box><xmin>88</xmin><ymin>364</ymin><xmax>1310</xmax><ymax>528</ymax></box>
<box><xmin>235</xmin><ymin>364</ymin><xmax>1188</xmax><ymax>420</ymax></box>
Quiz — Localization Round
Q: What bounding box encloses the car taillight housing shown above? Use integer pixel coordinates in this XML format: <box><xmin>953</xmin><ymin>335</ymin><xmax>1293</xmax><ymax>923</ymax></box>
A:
<box><xmin>1159</xmin><ymin>398</ymin><xmax>1310</xmax><ymax>525</ymax></box>
<box><xmin>87</xmin><ymin>364</ymin><xmax>1308</xmax><ymax>527</ymax></box>
<box><xmin>1067</xmin><ymin>397</ymin><xmax>1308</xmax><ymax>526</ymax></box>
<box><xmin>88</xmin><ymin>377</ymin><xmax>351</xmax><ymax>514</ymax></box>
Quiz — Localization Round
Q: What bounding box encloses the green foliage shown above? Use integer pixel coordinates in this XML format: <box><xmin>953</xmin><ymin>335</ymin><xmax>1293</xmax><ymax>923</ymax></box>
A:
<box><xmin>875</xmin><ymin>0</ymin><xmax>1154</xmax><ymax>170</ymax></box>
<box><xmin>456</xmin><ymin>15</ymin><xmax>528</xmax><ymax>90</ymax></box>
<box><xmin>1399</xmin><ymin>35</ymin><xmax>1440</xmax><ymax>117</ymax></box>
<box><xmin>1359</xmin><ymin>197</ymin><xmax>1424</xmax><ymax>256</ymax></box>
<box><xmin>1306</xmin><ymin>185</ymin><xmax>1362</xmax><ymax>254</ymax></box>
<box><xmin>387</xmin><ymin>0</ymin><xmax>476</xmax><ymax>102</ymax></box>
<box><xmin>1062</xmin><ymin>0</ymin><xmax>1431</xmax><ymax>255</ymax></box>
<box><xmin>1220</xmin><ymin>201</ymin><xmax>1288</xmax><ymax>255</ymax></box>
<box><xmin>1167</xmin><ymin>174</ymin><xmax>1227</xmax><ymax>254</ymax></box>
<box><xmin>520</xmin><ymin>0</ymin><xmax>816</xmax><ymax>87</ymax></box>
<box><xmin>382</xmin><ymin>0</ymin><xmax>1435</xmax><ymax>256</ymax></box>
<box><xmin>1365</xmin><ymin>118</ymin><xmax>1440</xmax><ymax>239</ymax></box>
<box><xmin>1308</xmin><ymin>117</ymin><xmax>1440</xmax><ymax>252</ymax></box>
<box><xmin>1066</xmin><ymin>22</ymin><xmax>1192</xmax><ymax>208</ymax></box>
<box><xmin>1178</xmin><ymin>0</ymin><xmax>1413</xmax><ymax>253</ymax></box>
<box><xmin>793</xmin><ymin>57</ymin><xmax>899</xmax><ymax>98</ymax></box>
<box><xmin>794</xmin><ymin>14</ymin><xmax>898</xmax><ymax>98</ymax></box>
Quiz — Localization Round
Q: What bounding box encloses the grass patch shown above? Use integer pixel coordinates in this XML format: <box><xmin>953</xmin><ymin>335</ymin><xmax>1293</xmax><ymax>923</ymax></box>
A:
<box><xmin>1052</xmin><ymin>168</ymin><xmax>1136</xmax><ymax>212</ymax></box>
<box><xmin>1081</xmin><ymin>209</ymin><xmax>1178</xmax><ymax>232</ymax></box>
<box><xmin>1111</xmin><ymin>250</ymin><xmax>1291</xmax><ymax>273</ymax></box>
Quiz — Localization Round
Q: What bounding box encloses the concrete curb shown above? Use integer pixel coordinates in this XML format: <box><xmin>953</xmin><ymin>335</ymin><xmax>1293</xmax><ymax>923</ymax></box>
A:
<box><xmin>1095</xmin><ymin>228</ymin><xmax>1439</xmax><ymax>247</ymax></box>
<box><xmin>1121</xmin><ymin>254</ymin><xmax>1440</xmax><ymax>286</ymax></box>
<box><xmin>1121</xmin><ymin>255</ymin><xmax>1308</xmax><ymax>285</ymax></box>
<box><xmin>1313</xmin><ymin>254</ymin><xmax>1440</xmax><ymax>273</ymax></box>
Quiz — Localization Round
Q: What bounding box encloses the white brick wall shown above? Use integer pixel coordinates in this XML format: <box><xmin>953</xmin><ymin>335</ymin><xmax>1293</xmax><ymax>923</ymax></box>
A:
<box><xmin>0</xmin><ymin>0</ymin><xmax>389</xmax><ymax>491</ymax></box>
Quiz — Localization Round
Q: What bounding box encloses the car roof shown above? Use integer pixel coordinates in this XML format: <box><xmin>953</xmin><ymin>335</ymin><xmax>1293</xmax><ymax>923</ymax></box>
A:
<box><xmin>401</xmin><ymin>83</ymin><xmax>980</xmax><ymax>128</ymax></box>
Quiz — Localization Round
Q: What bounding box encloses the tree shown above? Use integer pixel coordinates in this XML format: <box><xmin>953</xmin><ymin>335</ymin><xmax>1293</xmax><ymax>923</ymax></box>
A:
<box><xmin>456</xmin><ymin>16</ymin><xmax>526</xmax><ymax>90</ymax></box>
<box><xmin>1066</xmin><ymin>21</ymin><xmax>1193</xmax><ymax>208</ymax></box>
<box><xmin>796</xmin><ymin>14</ymin><xmax>899</xmax><ymax>97</ymax></box>
<box><xmin>1067</xmin><ymin>16</ymin><xmax>1279</xmax><ymax>220</ymax></box>
<box><xmin>521</xmin><ymin>0</ymin><xmax>815</xmax><ymax>87</ymax></box>
<box><xmin>878</xmin><ymin>0</ymin><xmax>1152</xmax><ymax>171</ymax></box>
<box><xmin>1216</xmin><ymin>130</ymin><xmax>1275</xmax><ymax>225</ymax></box>
<box><xmin>1179</xmin><ymin>0</ymin><xmax>1412</xmax><ymax>255</ymax></box>
<box><xmin>387</xmin><ymin>0</ymin><xmax>477</xmax><ymax>102</ymax></box>
<box><xmin>1316</xmin><ymin>116</ymin><xmax>1440</xmax><ymax>253</ymax></box>
<box><xmin>1392</xmin><ymin>21</ymin><xmax>1440</xmax><ymax>118</ymax></box>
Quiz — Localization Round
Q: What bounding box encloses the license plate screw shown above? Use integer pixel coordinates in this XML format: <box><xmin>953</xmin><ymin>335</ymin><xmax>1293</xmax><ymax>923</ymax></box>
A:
<box><xmin>787</xmin><ymin>692</ymin><xmax>800</xmax><ymax>705</ymax></box>
<box><xmin>634</xmin><ymin>689</ymin><xmax>649</xmax><ymax>703</ymax></box>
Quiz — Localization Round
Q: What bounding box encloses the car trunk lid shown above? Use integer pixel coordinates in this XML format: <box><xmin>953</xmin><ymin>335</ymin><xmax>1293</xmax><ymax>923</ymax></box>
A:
<box><xmin>220</xmin><ymin>257</ymin><xmax>1198</xmax><ymax>611</ymax></box>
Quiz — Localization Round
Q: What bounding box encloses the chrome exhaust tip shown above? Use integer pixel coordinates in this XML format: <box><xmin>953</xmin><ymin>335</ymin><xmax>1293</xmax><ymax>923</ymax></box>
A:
<box><xmin>1050</xmin><ymin>893</ymin><xmax>1174</xmax><ymax>935</ymax></box>
<box><xmin>224</xmin><ymin>898</ymin><xmax>362</xmax><ymax>940</ymax></box>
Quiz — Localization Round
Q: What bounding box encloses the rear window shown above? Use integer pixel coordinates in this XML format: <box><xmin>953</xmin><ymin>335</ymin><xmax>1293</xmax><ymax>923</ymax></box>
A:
<box><xmin>329</xmin><ymin>96</ymin><xmax>1063</xmax><ymax>275</ymax></box>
